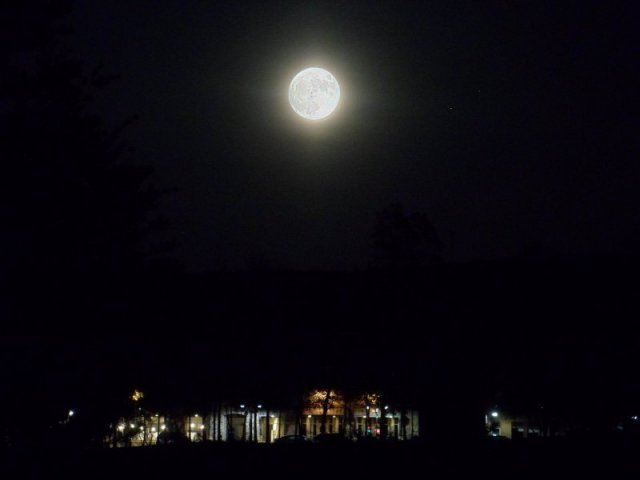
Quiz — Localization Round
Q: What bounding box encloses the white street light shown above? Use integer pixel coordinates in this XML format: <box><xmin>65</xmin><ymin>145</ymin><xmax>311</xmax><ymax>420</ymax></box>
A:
<box><xmin>491</xmin><ymin>411</ymin><xmax>499</xmax><ymax>418</ymax></box>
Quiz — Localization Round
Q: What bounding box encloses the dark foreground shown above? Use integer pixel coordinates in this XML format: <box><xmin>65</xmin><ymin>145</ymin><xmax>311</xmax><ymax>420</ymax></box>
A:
<box><xmin>2</xmin><ymin>438</ymin><xmax>639</xmax><ymax>479</ymax></box>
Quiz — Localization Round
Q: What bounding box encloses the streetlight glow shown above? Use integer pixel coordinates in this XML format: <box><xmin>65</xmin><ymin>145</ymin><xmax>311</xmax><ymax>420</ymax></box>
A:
<box><xmin>131</xmin><ymin>389</ymin><xmax>144</xmax><ymax>402</ymax></box>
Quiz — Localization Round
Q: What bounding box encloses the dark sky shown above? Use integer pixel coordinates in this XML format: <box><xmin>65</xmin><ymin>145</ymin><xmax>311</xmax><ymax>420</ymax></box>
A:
<box><xmin>69</xmin><ymin>1</ymin><xmax>638</xmax><ymax>271</ymax></box>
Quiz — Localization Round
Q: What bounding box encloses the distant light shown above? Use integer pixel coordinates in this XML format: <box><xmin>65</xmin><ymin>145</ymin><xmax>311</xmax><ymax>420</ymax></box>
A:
<box><xmin>332</xmin><ymin>415</ymin><xmax>336</xmax><ymax>418</ymax></box>
<box><xmin>270</xmin><ymin>415</ymin><xmax>275</xmax><ymax>418</ymax></box>
<box><xmin>200</xmin><ymin>425</ymin><xmax>205</xmax><ymax>430</ymax></box>
<box><xmin>117</xmin><ymin>424</ymin><xmax>125</xmax><ymax>432</ymax></box>
<box><xmin>384</xmin><ymin>406</ymin><xmax>389</xmax><ymax>410</ymax></box>
<box><xmin>632</xmin><ymin>416</ymin><xmax>639</xmax><ymax>420</ymax></box>
<box><xmin>194</xmin><ymin>414</ymin><xmax>199</xmax><ymax>417</ymax></box>
<box><xmin>366</xmin><ymin>406</ymin><xmax>370</xmax><ymax>410</ymax></box>
<box><xmin>308</xmin><ymin>415</ymin><xmax>312</xmax><ymax>418</ymax></box>
<box><xmin>257</xmin><ymin>405</ymin><xmax>262</xmax><ymax>408</ymax></box>
<box><xmin>154</xmin><ymin>413</ymin><xmax>159</xmax><ymax>417</ymax></box>
<box><xmin>491</xmin><ymin>412</ymin><xmax>499</xmax><ymax>418</ymax></box>
<box><xmin>130</xmin><ymin>424</ymin><xmax>135</xmax><ymax>429</ymax></box>
<box><xmin>139</xmin><ymin>426</ymin><xmax>144</xmax><ymax>430</ymax></box>
<box><xmin>131</xmin><ymin>389</ymin><xmax>144</xmax><ymax>402</ymax></box>
<box><xmin>190</xmin><ymin>423</ymin><xmax>196</xmax><ymax>428</ymax></box>
<box><xmin>151</xmin><ymin>427</ymin><xmax>157</xmax><ymax>432</ymax></box>
<box><xmin>240</xmin><ymin>404</ymin><xmax>245</xmax><ymax>409</ymax></box>
<box><xmin>68</xmin><ymin>410</ymin><xmax>75</xmax><ymax>417</ymax></box>
<box><xmin>161</xmin><ymin>425</ymin><xmax>166</xmax><ymax>430</ymax></box>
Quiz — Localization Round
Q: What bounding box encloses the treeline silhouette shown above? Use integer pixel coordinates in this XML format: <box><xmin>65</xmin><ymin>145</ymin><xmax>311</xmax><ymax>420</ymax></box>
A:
<box><xmin>2</xmin><ymin>256</ymin><xmax>639</xmax><ymax>447</ymax></box>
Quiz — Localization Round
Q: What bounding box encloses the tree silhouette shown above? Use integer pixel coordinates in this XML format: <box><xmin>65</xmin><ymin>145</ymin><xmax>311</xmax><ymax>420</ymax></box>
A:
<box><xmin>0</xmin><ymin>2</ymin><xmax>167</xmax><ymax>446</ymax></box>
<box><xmin>1</xmin><ymin>2</ymin><xmax>164</xmax><ymax>292</ymax></box>
<box><xmin>370</xmin><ymin>203</ymin><xmax>443</xmax><ymax>270</ymax></box>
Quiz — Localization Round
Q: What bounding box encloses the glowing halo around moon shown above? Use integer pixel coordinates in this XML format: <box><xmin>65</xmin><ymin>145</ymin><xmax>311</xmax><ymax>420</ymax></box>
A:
<box><xmin>288</xmin><ymin>67</ymin><xmax>340</xmax><ymax>121</ymax></box>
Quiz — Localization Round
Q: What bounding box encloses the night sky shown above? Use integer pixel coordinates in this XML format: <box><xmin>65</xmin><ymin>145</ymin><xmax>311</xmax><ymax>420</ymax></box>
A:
<box><xmin>2</xmin><ymin>2</ymin><xmax>640</xmax><ymax>443</ymax></box>
<box><xmin>67</xmin><ymin>1</ymin><xmax>638</xmax><ymax>271</ymax></box>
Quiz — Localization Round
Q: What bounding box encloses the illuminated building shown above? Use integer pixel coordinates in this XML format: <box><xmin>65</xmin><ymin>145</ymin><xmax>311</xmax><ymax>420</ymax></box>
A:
<box><xmin>107</xmin><ymin>390</ymin><xmax>419</xmax><ymax>446</ymax></box>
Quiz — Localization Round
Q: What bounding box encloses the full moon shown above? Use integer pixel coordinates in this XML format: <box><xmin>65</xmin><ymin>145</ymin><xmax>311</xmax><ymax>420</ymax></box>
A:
<box><xmin>288</xmin><ymin>67</ymin><xmax>340</xmax><ymax>121</ymax></box>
